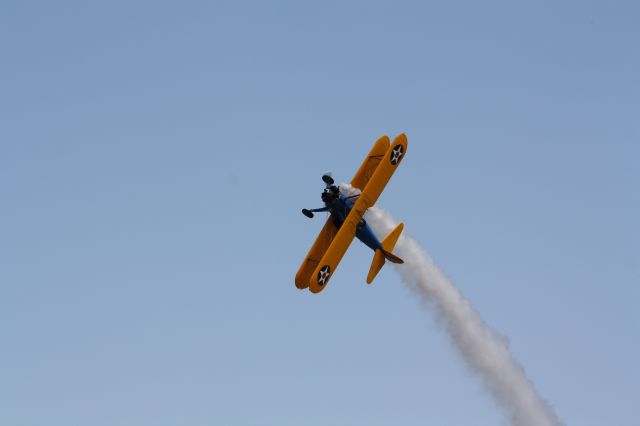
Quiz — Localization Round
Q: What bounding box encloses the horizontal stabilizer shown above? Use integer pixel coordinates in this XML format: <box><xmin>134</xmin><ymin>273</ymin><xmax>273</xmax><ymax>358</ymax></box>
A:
<box><xmin>366</xmin><ymin>222</ymin><xmax>405</xmax><ymax>284</ymax></box>
<box><xmin>367</xmin><ymin>249</ymin><xmax>386</xmax><ymax>284</ymax></box>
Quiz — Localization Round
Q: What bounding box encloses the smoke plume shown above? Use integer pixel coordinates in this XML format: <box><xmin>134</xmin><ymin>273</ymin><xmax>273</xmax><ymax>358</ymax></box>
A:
<box><xmin>341</xmin><ymin>183</ymin><xmax>562</xmax><ymax>425</ymax></box>
<box><xmin>366</xmin><ymin>205</ymin><xmax>563</xmax><ymax>425</ymax></box>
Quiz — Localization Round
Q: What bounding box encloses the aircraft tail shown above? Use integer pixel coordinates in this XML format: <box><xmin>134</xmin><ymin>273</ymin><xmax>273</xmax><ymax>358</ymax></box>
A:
<box><xmin>366</xmin><ymin>222</ymin><xmax>404</xmax><ymax>284</ymax></box>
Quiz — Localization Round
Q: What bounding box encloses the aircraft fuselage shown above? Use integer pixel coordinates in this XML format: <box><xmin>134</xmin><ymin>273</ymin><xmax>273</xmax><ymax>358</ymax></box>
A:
<box><xmin>324</xmin><ymin>193</ymin><xmax>382</xmax><ymax>253</ymax></box>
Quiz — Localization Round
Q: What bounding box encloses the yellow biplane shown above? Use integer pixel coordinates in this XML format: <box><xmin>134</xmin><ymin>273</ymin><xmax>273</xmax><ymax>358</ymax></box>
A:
<box><xmin>296</xmin><ymin>134</ymin><xmax>408</xmax><ymax>293</ymax></box>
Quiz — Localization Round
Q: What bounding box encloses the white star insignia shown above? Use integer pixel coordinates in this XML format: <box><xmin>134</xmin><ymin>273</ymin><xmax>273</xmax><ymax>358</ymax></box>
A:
<box><xmin>394</xmin><ymin>147</ymin><xmax>403</xmax><ymax>160</ymax></box>
<box><xmin>318</xmin><ymin>266</ymin><xmax>331</xmax><ymax>285</ymax></box>
<box><xmin>391</xmin><ymin>145</ymin><xmax>404</xmax><ymax>164</ymax></box>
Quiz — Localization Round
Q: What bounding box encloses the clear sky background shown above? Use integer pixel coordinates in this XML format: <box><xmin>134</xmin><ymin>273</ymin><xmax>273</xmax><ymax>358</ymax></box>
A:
<box><xmin>1</xmin><ymin>1</ymin><xmax>638</xmax><ymax>425</ymax></box>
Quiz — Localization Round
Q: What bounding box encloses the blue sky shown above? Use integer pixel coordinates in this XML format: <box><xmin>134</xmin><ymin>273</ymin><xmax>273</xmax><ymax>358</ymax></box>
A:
<box><xmin>1</xmin><ymin>1</ymin><xmax>638</xmax><ymax>425</ymax></box>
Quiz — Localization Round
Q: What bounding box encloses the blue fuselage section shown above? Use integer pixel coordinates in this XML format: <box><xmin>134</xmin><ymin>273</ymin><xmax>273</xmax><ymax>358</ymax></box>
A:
<box><xmin>326</xmin><ymin>196</ymin><xmax>383</xmax><ymax>253</ymax></box>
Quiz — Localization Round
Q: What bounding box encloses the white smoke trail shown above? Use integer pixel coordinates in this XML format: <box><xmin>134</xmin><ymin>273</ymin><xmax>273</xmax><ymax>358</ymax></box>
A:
<box><xmin>365</xmin><ymin>205</ymin><xmax>563</xmax><ymax>426</ymax></box>
<box><xmin>340</xmin><ymin>184</ymin><xmax>562</xmax><ymax>425</ymax></box>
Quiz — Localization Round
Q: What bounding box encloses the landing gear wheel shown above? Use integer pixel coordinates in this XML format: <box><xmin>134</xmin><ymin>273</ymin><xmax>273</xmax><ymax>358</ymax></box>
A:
<box><xmin>322</xmin><ymin>174</ymin><xmax>334</xmax><ymax>185</ymax></box>
<box><xmin>302</xmin><ymin>209</ymin><xmax>314</xmax><ymax>218</ymax></box>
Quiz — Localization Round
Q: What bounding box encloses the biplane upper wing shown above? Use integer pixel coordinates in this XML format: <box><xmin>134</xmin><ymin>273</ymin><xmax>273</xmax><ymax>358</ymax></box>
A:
<box><xmin>308</xmin><ymin>134</ymin><xmax>408</xmax><ymax>293</ymax></box>
<box><xmin>295</xmin><ymin>217</ymin><xmax>338</xmax><ymax>289</ymax></box>
<box><xmin>350</xmin><ymin>135</ymin><xmax>390</xmax><ymax>191</ymax></box>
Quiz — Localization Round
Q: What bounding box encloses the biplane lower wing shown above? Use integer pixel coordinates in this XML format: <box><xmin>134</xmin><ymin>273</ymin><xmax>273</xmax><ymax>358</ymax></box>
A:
<box><xmin>295</xmin><ymin>217</ymin><xmax>338</xmax><ymax>289</ymax></box>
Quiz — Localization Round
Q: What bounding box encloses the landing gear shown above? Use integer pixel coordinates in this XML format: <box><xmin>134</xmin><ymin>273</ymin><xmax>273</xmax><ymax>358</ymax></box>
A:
<box><xmin>302</xmin><ymin>209</ymin><xmax>314</xmax><ymax>218</ymax></box>
<box><xmin>322</xmin><ymin>174</ymin><xmax>334</xmax><ymax>185</ymax></box>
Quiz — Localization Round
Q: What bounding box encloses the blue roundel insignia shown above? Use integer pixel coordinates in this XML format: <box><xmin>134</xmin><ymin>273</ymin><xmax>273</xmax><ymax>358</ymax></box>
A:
<box><xmin>390</xmin><ymin>144</ymin><xmax>404</xmax><ymax>165</ymax></box>
<box><xmin>317</xmin><ymin>265</ymin><xmax>331</xmax><ymax>286</ymax></box>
